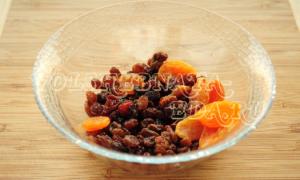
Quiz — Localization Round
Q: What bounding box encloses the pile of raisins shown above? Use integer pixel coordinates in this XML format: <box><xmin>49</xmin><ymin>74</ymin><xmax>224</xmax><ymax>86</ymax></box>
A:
<box><xmin>84</xmin><ymin>52</ymin><xmax>199</xmax><ymax>156</ymax></box>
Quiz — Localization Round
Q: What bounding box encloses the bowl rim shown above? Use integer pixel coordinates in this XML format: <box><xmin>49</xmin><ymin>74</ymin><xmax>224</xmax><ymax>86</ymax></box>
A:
<box><xmin>32</xmin><ymin>0</ymin><xmax>276</xmax><ymax>164</ymax></box>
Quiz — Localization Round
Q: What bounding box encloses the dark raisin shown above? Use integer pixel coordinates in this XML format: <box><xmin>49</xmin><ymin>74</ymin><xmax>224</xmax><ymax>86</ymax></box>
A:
<box><xmin>135</xmin><ymin>146</ymin><xmax>145</xmax><ymax>155</ymax></box>
<box><xmin>111</xmin><ymin>128</ymin><xmax>128</xmax><ymax>137</ymax></box>
<box><xmin>177</xmin><ymin>146</ymin><xmax>189</xmax><ymax>153</ymax></box>
<box><xmin>147</xmin><ymin>124</ymin><xmax>164</xmax><ymax>132</ymax></box>
<box><xmin>144</xmin><ymin>91</ymin><xmax>160</xmax><ymax>102</ymax></box>
<box><xmin>153</xmin><ymin>52</ymin><xmax>168</xmax><ymax>62</ymax></box>
<box><xmin>141</xmin><ymin>118</ymin><xmax>155</xmax><ymax>128</ymax></box>
<box><xmin>165</xmin><ymin>150</ymin><xmax>175</xmax><ymax>155</ymax></box>
<box><xmin>97</xmin><ymin>92</ymin><xmax>107</xmax><ymax>104</ymax></box>
<box><xmin>191</xmin><ymin>141</ymin><xmax>199</xmax><ymax>150</ymax></box>
<box><xmin>168</xmin><ymin>100</ymin><xmax>188</xmax><ymax>119</ymax></box>
<box><xmin>170</xmin><ymin>120</ymin><xmax>180</xmax><ymax>130</ymax></box>
<box><xmin>110</xmin><ymin>67</ymin><xmax>121</xmax><ymax>77</ymax></box>
<box><xmin>169</xmin><ymin>144</ymin><xmax>177</xmax><ymax>152</ymax></box>
<box><xmin>96</xmin><ymin>135</ymin><xmax>112</xmax><ymax>148</ymax></box>
<box><xmin>149</xmin><ymin>61</ymin><xmax>163</xmax><ymax>74</ymax></box>
<box><xmin>111</xmin><ymin>141</ymin><xmax>127</xmax><ymax>152</ymax></box>
<box><xmin>143</xmin><ymin>108</ymin><xmax>162</xmax><ymax>119</ymax></box>
<box><xmin>140</xmin><ymin>128</ymin><xmax>159</xmax><ymax>137</ymax></box>
<box><xmin>90</xmin><ymin>102</ymin><xmax>104</xmax><ymax>116</ymax></box>
<box><xmin>86</xmin><ymin>91</ymin><xmax>97</xmax><ymax>105</ymax></box>
<box><xmin>143</xmin><ymin>136</ymin><xmax>155</xmax><ymax>147</ymax></box>
<box><xmin>165</xmin><ymin>125</ymin><xmax>178</xmax><ymax>143</ymax></box>
<box><xmin>132</xmin><ymin>63</ymin><xmax>149</xmax><ymax>74</ymax></box>
<box><xmin>91</xmin><ymin>79</ymin><xmax>102</xmax><ymax>89</ymax></box>
<box><xmin>123</xmin><ymin>119</ymin><xmax>139</xmax><ymax>130</ymax></box>
<box><xmin>109</xmin><ymin>111</ymin><xmax>119</xmax><ymax>122</ymax></box>
<box><xmin>136</xmin><ymin>95</ymin><xmax>149</xmax><ymax>111</ymax></box>
<box><xmin>122</xmin><ymin>135</ymin><xmax>140</xmax><ymax>148</ymax></box>
<box><xmin>112</xmin><ymin>135</ymin><xmax>123</xmax><ymax>143</ymax></box>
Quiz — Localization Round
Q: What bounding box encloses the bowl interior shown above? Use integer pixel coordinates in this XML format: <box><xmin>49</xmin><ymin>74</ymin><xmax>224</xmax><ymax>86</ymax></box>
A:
<box><xmin>33</xmin><ymin>1</ymin><xmax>275</xmax><ymax>164</ymax></box>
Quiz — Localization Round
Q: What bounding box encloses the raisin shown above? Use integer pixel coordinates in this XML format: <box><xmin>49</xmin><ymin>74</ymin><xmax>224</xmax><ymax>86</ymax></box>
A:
<box><xmin>169</xmin><ymin>144</ymin><xmax>177</xmax><ymax>152</ymax></box>
<box><xmin>111</xmin><ymin>141</ymin><xmax>127</xmax><ymax>152</ymax></box>
<box><xmin>91</xmin><ymin>79</ymin><xmax>102</xmax><ymax>89</ymax></box>
<box><xmin>171</xmin><ymin>85</ymin><xmax>191</xmax><ymax>99</ymax></box>
<box><xmin>186</xmin><ymin>101</ymin><xmax>203</xmax><ymax>115</ymax></box>
<box><xmin>143</xmin><ymin>108</ymin><xmax>162</xmax><ymax>119</ymax></box>
<box><xmin>165</xmin><ymin>125</ymin><xmax>178</xmax><ymax>143</ymax></box>
<box><xmin>147</xmin><ymin>124</ymin><xmax>164</xmax><ymax>132</ymax></box>
<box><xmin>86</xmin><ymin>91</ymin><xmax>97</xmax><ymax>105</ymax></box>
<box><xmin>143</xmin><ymin>136</ymin><xmax>155</xmax><ymax>147</ymax></box>
<box><xmin>84</xmin><ymin>101</ymin><xmax>93</xmax><ymax>117</ymax></box>
<box><xmin>102</xmin><ymin>74</ymin><xmax>115</xmax><ymax>88</ymax></box>
<box><xmin>123</xmin><ymin>119</ymin><xmax>139</xmax><ymax>130</ymax></box>
<box><xmin>154</xmin><ymin>136</ymin><xmax>169</xmax><ymax>155</ymax></box>
<box><xmin>153</xmin><ymin>52</ymin><xmax>168</xmax><ymax>62</ymax></box>
<box><xmin>161</xmin><ymin>131</ymin><xmax>171</xmax><ymax>142</ymax></box>
<box><xmin>136</xmin><ymin>95</ymin><xmax>149</xmax><ymax>111</ymax></box>
<box><xmin>122</xmin><ymin>135</ymin><xmax>140</xmax><ymax>148</ymax></box>
<box><xmin>112</xmin><ymin>135</ymin><xmax>123</xmax><ymax>143</ymax></box>
<box><xmin>141</xmin><ymin>118</ymin><xmax>155</xmax><ymax>128</ymax></box>
<box><xmin>191</xmin><ymin>141</ymin><xmax>199</xmax><ymax>150</ymax></box>
<box><xmin>110</xmin><ymin>67</ymin><xmax>121</xmax><ymax>77</ymax></box>
<box><xmin>149</xmin><ymin>61</ymin><xmax>163</xmax><ymax>74</ymax></box>
<box><xmin>140</xmin><ymin>128</ymin><xmax>159</xmax><ymax>137</ymax></box>
<box><xmin>109</xmin><ymin>111</ymin><xmax>119</xmax><ymax>122</ymax></box>
<box><xmin>159</xmin><ymin>95</ymin><xmax>177</xmax><ymax>108</ymax></box>
<box><xmin>96</xmin><ymin>135</ymin><xmax>112</xmax><ymax>148</ymax></box>
<box><xmin>144</xmin><ymin>91</ymin><xmax>160</xmax><ymax>102</ymax></box>
<box><xmin>90</xmin><ymin>102</ymin><xmax>104</xmax><ymax>116</ymax></box>
<box><xmin>118</xmin><ymin>100</ymin><xmax>134</xmax><ymax>117</ymax></box>
<box><xmin>97</xmin><ymin>92</ymin><xmax>107</xmax><ymax>104</ymax></box>
<box><xmin>165</xmin><ymin>150</ymin><xmax>175</xmax><ymax>155</ymax></box>
<box><xmin>177</xmin><ymin>146</ymin><xmax>189</xmax><ymax>153</ymax></box>
<box><xmin>132</xmin><ymin>63</ymin><xmax>149</xmax><ymax>74</ymax></box>
<box><xmin>111</xmin><ymin>128</ymin><xmax>128</xmax><ymax>138</ymax></box>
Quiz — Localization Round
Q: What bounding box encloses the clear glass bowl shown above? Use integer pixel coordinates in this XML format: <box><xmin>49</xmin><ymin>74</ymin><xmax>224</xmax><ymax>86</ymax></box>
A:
<box><xmin>32</xmin><ymin>1</ymin><xmax>276</xmax><ymax>173</ymax></box>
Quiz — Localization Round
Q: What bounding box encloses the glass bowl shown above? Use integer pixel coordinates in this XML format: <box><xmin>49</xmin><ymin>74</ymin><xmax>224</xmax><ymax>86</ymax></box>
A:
<box><xmin>32</xmin><ymin>1</ymin><xmax>276</xmax><ymax>173</ymax></box>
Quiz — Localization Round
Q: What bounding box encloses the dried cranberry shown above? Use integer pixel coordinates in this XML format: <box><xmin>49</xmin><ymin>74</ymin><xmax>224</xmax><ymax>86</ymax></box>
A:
<box><xmin>153</xmin><ymin>52</ymin><xmax>168</xmax><ymax>62</ymax></box>
<box><xmin>91</xmin><ymin>79</ymin><xmax>102</xmax><ymax>89</ymax></box>
<box><xmin>122</xmin><ymin>135</ymin><xmax>140</xmax><ymax>148</ymax></box>
<box><xmin>90</xmin><ymin>102</ymin><xmax>104</xmax><ymax>116</ymax></box>
<box><xmin>123</xmin><ymin>119</ymin><xmax>138</xmax><ymax>130</ymax></box>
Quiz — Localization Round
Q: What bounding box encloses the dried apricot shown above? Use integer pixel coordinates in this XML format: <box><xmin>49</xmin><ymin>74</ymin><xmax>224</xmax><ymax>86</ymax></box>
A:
<box><xmin>199</xmin><ymin>119</ymin><xmax>240</xmax><ymax>149</ymax></box>
<box><xmin>175</xmin><ymin>117</ymin><xmax>203</xmax><ymax>141</ymax></box>
<box><xmin>158</xmin><ymin>60</ymin><xmax>197</xmax><ymax>83</ymax></box>
<box><xmin>193</xmin><ymin>101</ymin><xmax>241</xmax><ymax>128</ymax></box>
<box><xmin>82</xmin><ymin>116</ymin><xmax>111</xmax><ymax>132</ymax></box>
<box><xmin>189</xmin><ymin>77</ymin><xmax>210</xmax><ymax>105</ymax></box>
<box><xmin>208</xmin><ymin>80</ymin><xmax>225</xmax><ymax>103</ymax></box>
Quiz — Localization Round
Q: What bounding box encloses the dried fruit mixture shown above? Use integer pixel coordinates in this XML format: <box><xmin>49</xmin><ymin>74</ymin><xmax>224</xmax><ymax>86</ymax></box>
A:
<box><xmin>82</xmin><ymin>52</ymin><xmax>241</xmax><ymax>156</ymax></box>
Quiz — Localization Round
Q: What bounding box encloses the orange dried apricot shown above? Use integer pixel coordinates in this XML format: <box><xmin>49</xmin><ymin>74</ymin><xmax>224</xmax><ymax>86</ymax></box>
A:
<box><xmin>193</xmin><ymin>101</ymin><xmax>241</xmax><ymax>128</ymax></box>
<box><xmin>158</xmin><ymin>60</ymin><xmax>197</xmax><ymax>83</ymax></box>
<box><xmin>208</xmin><ymin>80</ymin><xmax>225</xmax><ymax>103</ymax></box>
<box><xmin>82</xmin><ymin>116</ymin><xmax>111</xmax><ymax>132</ymax></box>
<box><xmin>189</xmin><ymin>77</ymin><xmax>210</xmax><ymax>105</ymax></box>
<box><xmin>175</xmin><ymin>117</ymin><xmax>203</xmax><ymax>141</ymax></box>
<box><xmin>199</xmin><ymin>119</ymin><xmax>240</xmax><ymax>149</ymax></box>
